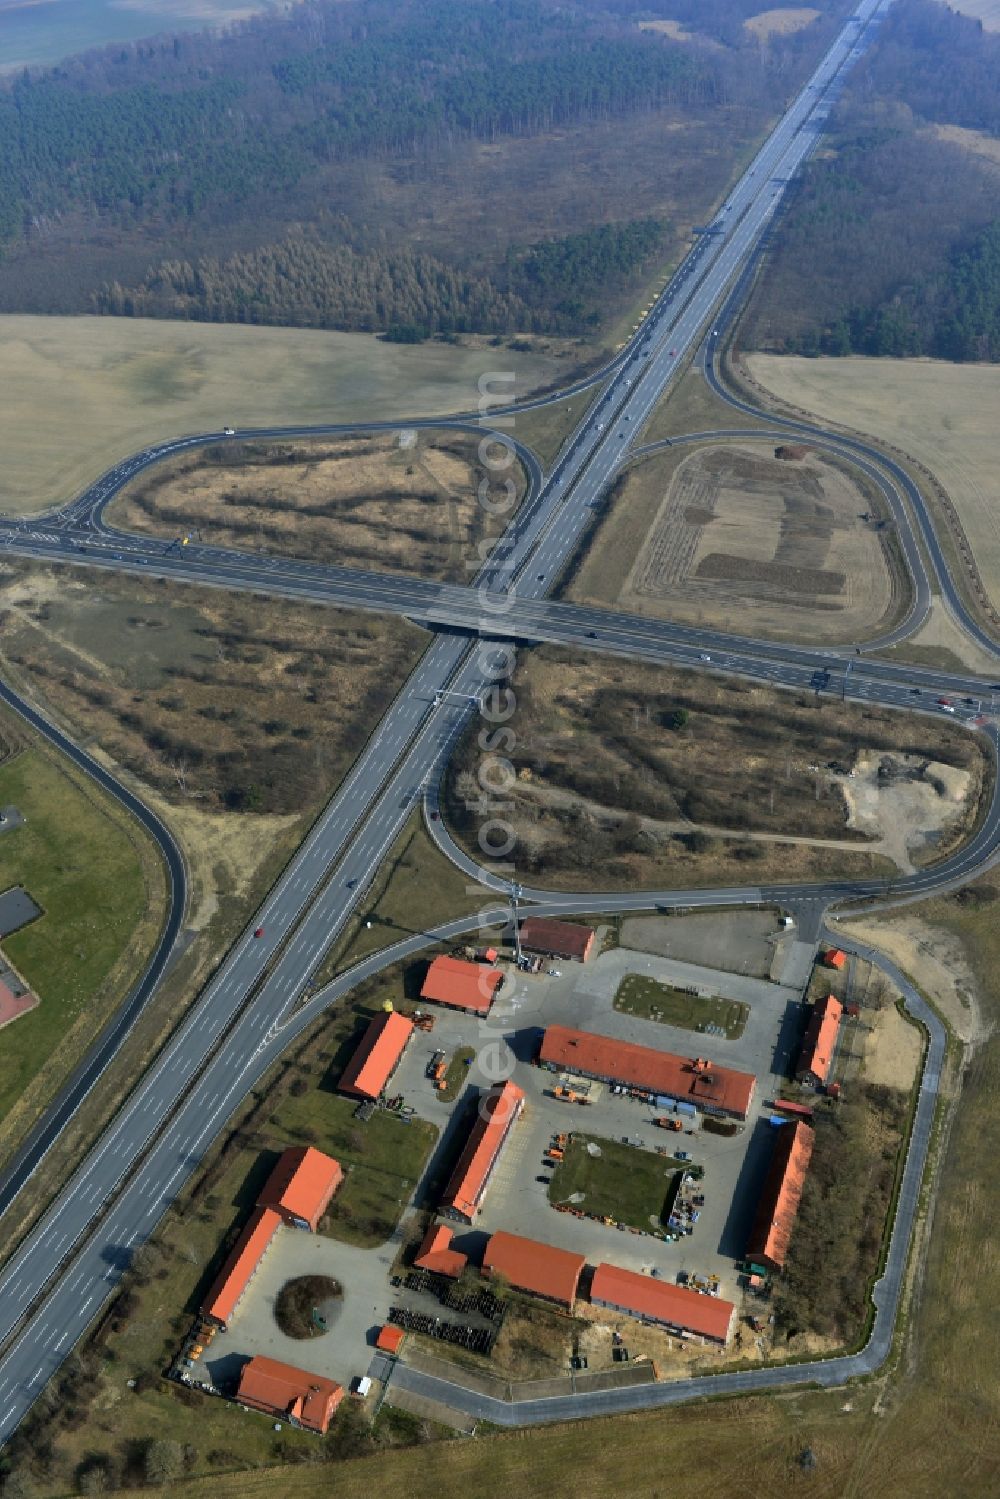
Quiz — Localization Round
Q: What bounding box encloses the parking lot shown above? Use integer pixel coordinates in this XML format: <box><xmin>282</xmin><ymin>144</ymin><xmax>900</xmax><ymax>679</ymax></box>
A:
<box><xmin>619</xmin><ymin>911</ymin><xmax>787</xmax><ymax>979</ymax></box>
<box><xmin>188</xmin><ymin>927</ymin><xmax>815</xmax><ymax>1388</ymax></box>
<box><xmin>188</xmin><ymin>1224</ymin><xmax>399</xmax><ymax>1393</ymax></box>
<box><xmin>391</xmin><ymin>940</ymin><xmax>809</xmax><ymax>1300</ymax></box>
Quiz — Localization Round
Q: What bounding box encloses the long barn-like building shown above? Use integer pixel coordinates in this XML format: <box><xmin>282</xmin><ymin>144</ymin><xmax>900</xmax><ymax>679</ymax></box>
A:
<box><xmin>746</xmin><ymin>1119</ymin><xmax>814</xmax><ymax>1273</ymax></box>
<box><xmin>539</xmin><ymin>1025</ymin><xmax>756</xmax><ymax>1120</ymax></box>
<box><xmin>440</xmin><ymin>1080</ymin><xmax>525</xmax><ymax>1223</ymax></box>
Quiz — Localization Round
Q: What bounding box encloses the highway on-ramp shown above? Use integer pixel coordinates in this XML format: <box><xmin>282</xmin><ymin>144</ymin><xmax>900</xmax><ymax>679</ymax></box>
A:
<box><xmin>0</xmin><ymin>0</ymin><xmax>978</xmax><ymax>1444</ymax></box>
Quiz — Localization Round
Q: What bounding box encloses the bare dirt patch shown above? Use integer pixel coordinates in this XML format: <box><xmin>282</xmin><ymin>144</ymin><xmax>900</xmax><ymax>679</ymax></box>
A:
<box><xmin>444</xmin><ymin>648</ymin><xmax>983</xmax><ymax>891</ymax></box>
<box><xmin>637</xmin><ymin>19</ymin><xmax>699</xmax><ymax>43</ymax></box>
<box><xmin>745</xmin><ymin>354</ymin><xmax>1000</xmax><ymax>629</ymax></box>
<box><xmin>834</xmin><ymin>750</ymin><xmax>974</xmax><ymax>873</ymax></box>
<box><xmin>569</xmin><ymin>441</ymin><xmax>900</xmax><ymax>643</ymax></box>
<box><xmin>837</xmin><ymin>912</ymin><xmax>988</xmax><ymax>1045</ymax></box>
<box><xmin>107</xmin><ymin>431</ymin><xmax>520</xmax><ymax>583</ymax></box>
<box><xmin>744</xmin><ymin>7</ymin><xmax>820</xmax><ymax>40</ymax></box>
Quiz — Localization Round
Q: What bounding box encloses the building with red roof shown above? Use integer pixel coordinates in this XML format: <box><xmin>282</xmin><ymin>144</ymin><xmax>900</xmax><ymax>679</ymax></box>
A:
<box><xmin>821</xmin><ymin>948</ymin><xmax>846</xmax><ymax>970</ymax></box>
<box><xmin>376</xmin><ymin>1324</ymin><xmax>405</xmax><ymax>1354</ymax></box>
<box><xmin>440</xmin><ymin>1080</ymin><xmax>524</xmax><ymax>1222</ymax></box>
<box><xmin>338</xmin><ymin>1010</ymin><xmax>414</xmax><ymax>1100</ymax></box>
<box><xmin>482</xmin><ymin>1231</ymin><xmax>585</xmax><ymax>1308</ymax></box>
<box><xmin>202</xmin><ymin>1206</ymin><xmax>282</xmax><ymax>1328</ymax></box>
<box><xmin>237</xmin><ymin>1355</ymin><xmax>343</xmax><ymax>1434</ymax></box>
<box><xmin>413</xmin><ymin>1224</ymin><xmax>468</xmax><ymax>1278</ymax></box>
<box><xmin>420</xmin><ymin>955</ymin><xmax>504</xmax><ymax>1016</ymax></box>
<box><xmin>539</xmin><ymin>1025</ymin><xmax>755</xmax><ymax>1120</ymax></box>
<box><xmin>796</xmin><ymin>993</ymin><xmax>843</xmax><ymax>1089</ymax></box>
<box><xmin>203</xmin><ymin>1147</ymin><xmax>343</xmax><ymax>1325</ymax></box>
<box><xmin>590</xmin><ymin>1263</ymin><xmax>735</xmax><ymax>1343</ymax></box>
<box><xmin>520</xmin><ymin>917</ymin><xmax>595</xmax><ymax>963</ymax></box>
<box><xmin>258</xmin><ymin>1146</ymin><xmax>343</xmax><ymax>1232</ymax></box>
<box><xmin>746</xmin><ymin>1120</ymin><xmax>814</xmax><ymax>1273</ymax></box>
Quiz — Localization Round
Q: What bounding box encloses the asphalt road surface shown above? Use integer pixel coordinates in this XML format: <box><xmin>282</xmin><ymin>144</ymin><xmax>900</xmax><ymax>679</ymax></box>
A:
<box><xmin>0</xmin><ymin>0</ymin><xmax>980</xmax><ymax>1444</ymax></box>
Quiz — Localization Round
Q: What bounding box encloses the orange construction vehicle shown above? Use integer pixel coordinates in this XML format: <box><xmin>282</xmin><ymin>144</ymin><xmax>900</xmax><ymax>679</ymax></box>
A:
<box><xmin>654</xmin><ymin>1116</ymin><xmax>683</xmax><ymax>1132</ymax></box>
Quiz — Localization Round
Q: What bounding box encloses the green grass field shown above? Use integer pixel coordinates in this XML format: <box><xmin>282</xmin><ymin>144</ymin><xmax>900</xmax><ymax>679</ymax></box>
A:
<box><xmin>440</xmin><ymin>1046</ymin><xmax>476</xmax><ymax>1103</ymax></box>
<box><xmin>0</xmin><ymin>745</ymin><xmax>163</xmax><ymax>1132</ymax></box>
<box><xmin>547</xmin><ymin>1132</ymin><xmax>679</xmax><ymax>1232</ymax></box>
<box><xmin>279</xmin><ymin>1088</ymin><xmax>437</xmax><ymax>1249</ymax></box>
<box><xmin>614</xmin><ymin>974</ymin><xmax>748</xmax><ymax>1040</ymax></box>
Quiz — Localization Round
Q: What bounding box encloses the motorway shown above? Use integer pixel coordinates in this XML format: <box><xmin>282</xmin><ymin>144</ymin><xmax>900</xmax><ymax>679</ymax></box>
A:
<box><xmin>0</xmin><ymin>0</ymin><xmax>987</xmax><ymax>1442</ymax></box>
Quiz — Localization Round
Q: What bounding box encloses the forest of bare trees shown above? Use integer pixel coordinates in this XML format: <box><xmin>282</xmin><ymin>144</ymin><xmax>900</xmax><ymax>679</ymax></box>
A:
<box><xmin>743</xmin><ymin>0</ymin><xmax>1000</xmax><ymax>360</ymax></box>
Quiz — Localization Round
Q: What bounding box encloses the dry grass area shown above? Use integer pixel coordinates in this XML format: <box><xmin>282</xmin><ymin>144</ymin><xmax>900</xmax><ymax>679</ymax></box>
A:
<box><xmin>444</xmin><ymin>647</ymin><xmax>984</xmax><ymax>890</ymax></box>
<box><xmin>951</xmin><ymin>0</ymin><xmax>1000</xmax><ymax>28</ymax></box>
<box><xmin>637</xmin><ymin>18</ymin><xmax>699</xmax><ymax>42</ymax></box>
<box><xmin>640</xmin><ymin>364</ymin><xmax>764</xmax><ymax>443</ymax></box>
<box><xmin>516</xmin><ymin>386</ymin><xmax>605</xmax><ymax>469</ymax></box>
<box><xmin>0</xmin><ymin>561</ymin><xmax>423</xmax><ymax>817</ymax></box>
<box><xmin>745</xmin><ymin>354</ymin><xmax>1000</xmax><ymax>630</ymax></box>
<box><xmin>107</xmin><ymin>431</ymin><xmax>522</xmax><ymax>583</ymax></box>
<box><xmin>883</xmin><ymin>599</ymin><xmax>1000</xmax><ymax>676</ymax></box>
<box><xmin>0</xmin><ymin>315</ymin><xmax>576</xmax><ymax>516</ymax></box>
<box><xmin>934</xmin><ymin>122</ymin><xmax>1000</xmax><ymax>168</ymax></box>
<box><xmin>744</xmin><ymin>7</ymin><xmax>820</xmax><ymax>40</ymax></box>
<box><xmin>565</xmin><ymin>440</ymin><xmax>903</xmax><ymax>644</ymax></box>
<box><xmin>319</xmin><ymin>814</ymin><xmax>491</xmax><ymax>982</ymax></box>
<box><xmin>863</xmin><ymin>1001</ymin><xmax>923</xmax><ymax>1092</ymax></box>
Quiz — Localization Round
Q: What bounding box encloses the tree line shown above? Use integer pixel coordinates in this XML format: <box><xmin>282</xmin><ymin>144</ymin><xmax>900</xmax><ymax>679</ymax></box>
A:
<box><xmin>744</xmin><ymin>0</ymin><xmax>1000</xmax><ymax>361</ymax></box>
<box><xmin>0</xmin><ymin>0</ymin><xmax>705</xmax><ymax>255</ymax></box>
<box><xmin>0</xmin><ymin>0</ymin><xmax>852</xmax><ymax>332</ymax></box>
<box><xmin>93</xmin><ymin>218</ymin><xmax>669</xmax><ymax>335</ymax></box>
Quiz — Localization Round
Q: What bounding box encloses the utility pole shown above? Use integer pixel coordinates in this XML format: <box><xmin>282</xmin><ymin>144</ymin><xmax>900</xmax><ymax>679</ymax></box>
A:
<box><xmin>509</xmin><ymin>879</ymin><xmax>523</xmax><ymax>966</ymax></box>
<box><xmin>843</xmin><ymin>656</ymin><xmax>854</xmax><ymax>702</ymax></box>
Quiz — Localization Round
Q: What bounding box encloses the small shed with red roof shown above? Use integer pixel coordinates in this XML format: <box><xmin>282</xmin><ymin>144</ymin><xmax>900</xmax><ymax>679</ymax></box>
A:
<box><xmin>413</xmin><ymin>1224</ymin><xmax>468</xmax><ymax>1278</ymax></box>
<box><xmin>376</xmin><ymin>1324</ymin><xmax>405</xmax><ymax>1354</ymax></box>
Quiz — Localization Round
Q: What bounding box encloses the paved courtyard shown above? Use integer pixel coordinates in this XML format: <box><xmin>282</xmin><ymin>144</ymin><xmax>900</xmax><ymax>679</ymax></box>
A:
<box><xmin>190</xmin><ymin>927</ymin><xmax>817</xmax><ymax>1391</ymax></box>
<box><xmin>619</xmin><ymin>910</ymin><xmax>786</xmax><ymax>979</ymax></box>
<box><xmin>192</xmin><ymin>1225</ymin><xmax>399</xmax><ymax>1393</ymax></box>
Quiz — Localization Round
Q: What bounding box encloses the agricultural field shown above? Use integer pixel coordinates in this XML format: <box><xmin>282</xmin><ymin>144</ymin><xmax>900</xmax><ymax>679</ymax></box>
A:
<box><xmin>0</xmin><ymin>315</ymin><xmax>574</xmax><ymax>516</ymax></box>
<box><xmin>547</xmin><ymin>1133</ymin><xmax>680</xmax><ymax>1232</ymax></box>
<box><xmin>744</xmin><ymin>354</ymin><xmax>1000</xmax><ymax>628</ymax></box>
<box><xmin>444</xmin><ymin>648</ymin><xmax>984</xmax><ymax>892</ymax></box>
<box><xmin>0</xmin><ymin>729</ymin><xmax>165</xmax><ymax>1157</ymax></box>
<box><xmin>564</xmin><ymin>439</ymin><xmax>905</xmax><ymax>644</ymax></box>
<box><xmin>107</xmin><ymin>430</ymin><xmax>526</xmax><ymax>583</ymax></box>
<box><xmin>614</xmin><ymin>975</ymin><xmax>748</xmax><ymax>1040</ymax></box>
